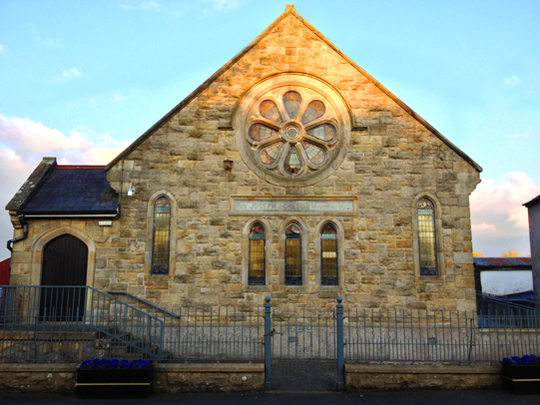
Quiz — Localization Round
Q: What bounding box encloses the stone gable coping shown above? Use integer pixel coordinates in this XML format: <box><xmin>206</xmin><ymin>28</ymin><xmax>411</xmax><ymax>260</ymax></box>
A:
<box><xmin>5</xmin><ymin>157</ymin><xmax>56</xmax><ymax>212</ymax></box>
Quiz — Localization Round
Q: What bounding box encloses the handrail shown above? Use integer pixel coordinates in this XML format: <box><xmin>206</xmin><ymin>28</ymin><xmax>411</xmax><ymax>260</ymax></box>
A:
<box><xmin>108</xmin><ymin>290</ymin><xmax>180</xmax><ymax>319</ymax></box>
<box><xmin>476</xmin><ymin>291</ymin><xmax>540</xmax><ymax>313</ymax></box>
<box><xmin>0</xmin><ymin>285</ymin><xmax>165</xmax><ymax>362</ymax></box>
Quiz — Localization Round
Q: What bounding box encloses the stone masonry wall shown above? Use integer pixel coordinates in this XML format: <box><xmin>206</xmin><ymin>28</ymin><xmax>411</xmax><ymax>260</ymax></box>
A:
<box><xmin>8</xmin><ymin>12</ymin><xmax>481</xmax><ymax>313</ymax></box>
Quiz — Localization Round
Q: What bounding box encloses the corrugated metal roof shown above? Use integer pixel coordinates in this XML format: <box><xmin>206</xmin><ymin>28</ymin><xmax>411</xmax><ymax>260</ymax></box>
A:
<box><xmin>20</xmin><ymin>166</ymin><xmax>119</xmax><ymax>215</ymax></box>
<box><xmin>474</xmin><ymin>257</ymin><xmax>532</xmax><ymax>268</ymax></box>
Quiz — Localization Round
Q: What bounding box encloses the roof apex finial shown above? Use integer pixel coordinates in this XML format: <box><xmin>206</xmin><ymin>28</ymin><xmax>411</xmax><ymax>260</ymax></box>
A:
<box><xmin>285</xmin><ymin>5</ymin><xmax>295</xmax><ymax>13</ymax></box>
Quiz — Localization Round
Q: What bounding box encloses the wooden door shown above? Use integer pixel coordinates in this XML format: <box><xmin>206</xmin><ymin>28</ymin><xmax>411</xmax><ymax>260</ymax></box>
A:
<box><xmin>40</xmin><ymin>234</ymin><xmax>88</xmax><ymax>322</ymax></box>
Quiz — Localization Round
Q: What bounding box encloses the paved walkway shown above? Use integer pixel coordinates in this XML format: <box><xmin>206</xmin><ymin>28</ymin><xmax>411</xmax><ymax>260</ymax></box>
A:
<box><xmin>1</xmin><ymin>390</ymin><xmax>540</xmax><ymax>405</ymax></box>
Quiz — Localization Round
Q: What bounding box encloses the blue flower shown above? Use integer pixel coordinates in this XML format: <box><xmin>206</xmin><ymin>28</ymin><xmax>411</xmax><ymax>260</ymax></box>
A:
<box><xmin>78</xmin><ymin>358</ymin><xmax>154</xmax><ymax>370</ymax></box>
<box><xmin>503</xmin><ymin>355</ymin><xmax>540</xmax><ymax>365</ymax></box>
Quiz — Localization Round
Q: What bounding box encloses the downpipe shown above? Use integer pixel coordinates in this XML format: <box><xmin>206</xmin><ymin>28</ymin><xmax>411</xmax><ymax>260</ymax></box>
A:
<box><xmin>7</xmin><ymin>215</ymin><xmax>28</xmax><ymax>252</ymax></box>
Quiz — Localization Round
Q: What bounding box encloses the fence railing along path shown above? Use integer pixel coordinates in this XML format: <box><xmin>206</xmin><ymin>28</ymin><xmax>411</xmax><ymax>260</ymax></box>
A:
<box><xmin>3</xmin><ymin>286</ymin><xmax>540</xmax><ymax>390</ymax></box>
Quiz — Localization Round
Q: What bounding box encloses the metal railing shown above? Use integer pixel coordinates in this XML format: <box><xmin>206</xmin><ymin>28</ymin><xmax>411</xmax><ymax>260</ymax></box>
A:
<box><xmin>476</xmin><ymin>291</ymin><xmax>540</xmax><ymax>319</ymax></box>
<box><xmin>106</xmin><ymin>291</ymin><xmax>265</xmax><ymax>363</ymax></box>
<box><xmin>0</xmin><ymin>285</ymin><xmax>163</xmax><ymax>363</ymax></box>
<box><xmin>2</xmin><ymin>287</ymin><xmax>540</xmax><ymax>373</ymax></box>
<box><xmin>344</xmin><ymin>308</ymin><xmax>540</xmax><ymax>365</ymax></box>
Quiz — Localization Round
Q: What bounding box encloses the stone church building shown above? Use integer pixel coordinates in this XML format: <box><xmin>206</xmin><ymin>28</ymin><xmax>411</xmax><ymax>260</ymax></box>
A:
<box><xmin>6</xmin><ymin>6</ymin><xmax>481</xmax><ymax>312</ymax></box>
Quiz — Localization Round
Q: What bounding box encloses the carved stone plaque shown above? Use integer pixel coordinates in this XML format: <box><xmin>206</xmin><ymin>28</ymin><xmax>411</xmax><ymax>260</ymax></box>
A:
<box><xmin>233</xmin><ymin>198</ymin><xmax>355</xmax><ymax>214</ymax></box>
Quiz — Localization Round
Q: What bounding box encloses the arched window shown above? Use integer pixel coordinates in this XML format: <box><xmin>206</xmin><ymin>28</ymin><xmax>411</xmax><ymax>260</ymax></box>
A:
<box><xmin>249</xmin><ymin>222</ymin><xmax>266</xmax><ymax>286</ymax></box>
<box><xmin>417</xmin><ymin>198</ymin><xmax>437</xmax><ymax>276</ymax></box>
<box><xmin>152</xmin><ymin>197</ymin><xmax>171</xmax><ymax>275</ymax></box>
<box><xmin>285</xmin><ymin>223</ymin><xmax>302</xmax><ymax>285</ymax></box>
<box><xmin>321</xmin><ymin>223</ymin><xmax>338</xmax><ymax>286</ymax></box>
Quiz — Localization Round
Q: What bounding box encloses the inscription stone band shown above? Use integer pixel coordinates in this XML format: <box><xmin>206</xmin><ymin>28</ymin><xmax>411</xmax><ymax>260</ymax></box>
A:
<box><xmin>233</xmin><ymin>199</ymin><xmax>355</xmax><ymax>213</ymax></box>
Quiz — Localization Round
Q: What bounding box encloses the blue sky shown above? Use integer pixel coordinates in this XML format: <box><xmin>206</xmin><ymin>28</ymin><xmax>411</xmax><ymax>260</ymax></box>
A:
<box><xmin>1</xmin><ymin>0</ymin><xmax>539</xmax><ymax>259</ymax></box>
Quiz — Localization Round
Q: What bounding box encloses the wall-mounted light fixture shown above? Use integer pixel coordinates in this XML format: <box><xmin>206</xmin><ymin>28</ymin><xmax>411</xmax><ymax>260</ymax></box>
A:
<box><xmin>223</xmin><ymin>159</ymin><xmax>233</xmax><ymax>172</ymax></box>
<box><xmin>127</xmin><ymin>183</ymin><xmax>135</xmax><ymax>196</ymax></box>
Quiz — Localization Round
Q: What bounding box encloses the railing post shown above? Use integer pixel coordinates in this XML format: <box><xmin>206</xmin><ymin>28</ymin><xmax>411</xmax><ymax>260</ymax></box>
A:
<box><xmin>336</xmin><ymin>296</ymin><xmax>345</xmax><ymax>390</ymax></box>
<box><xmin>264</xmin><ymin>296</ymin><xmax>272</xmax><ymax>390</ymax></box>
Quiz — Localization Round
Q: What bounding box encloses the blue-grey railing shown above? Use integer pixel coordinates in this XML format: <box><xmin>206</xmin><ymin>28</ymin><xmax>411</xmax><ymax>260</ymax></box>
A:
<box><xmin>108</xmin><ymin>291</ymin><xmax>180</xmax><ymax>319</ymax></box>
<box><xmin>344</xmin><ymin>307</ymin><xmax>540</xmax><ymax>365</ymax></box>
<box><xmin>476</xmin><ymin>291</ymin><xmax>540</xmax><ymax>320</ymax></box>
<box><xmin>0</xmin><ymin>285</ymin><xmax>164</xmax><ymax>363</ymax></box>
<box><xmin>106</xmin><ymin>291</ymin><xmax>265</xmax><ymax>363</ymax></box>
<box><xmin>3</xmin><ymin>287</ymin><xmax>540</xmax><ymax>390</ymax></box>
<box><xmin>264</xmin><ymin>296</ymin><xmax>345</xmax><ymax>391</ymax></box>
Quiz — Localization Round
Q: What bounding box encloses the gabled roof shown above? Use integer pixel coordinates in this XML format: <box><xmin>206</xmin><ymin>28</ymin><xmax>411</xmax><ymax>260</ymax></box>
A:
<box><xmin>105</xmin><ymin>5</ymin><xmax>482</xmax><ymax>173</ymax></box>
<box><xmin>14</xmin><ymin>162</ymin><xmax>119</xmax><ymax>216</ymax></box>
<box><xmin>524</xmin><ymin>193</ymin><xmax>540</xmax><ymax>208</ymax></box>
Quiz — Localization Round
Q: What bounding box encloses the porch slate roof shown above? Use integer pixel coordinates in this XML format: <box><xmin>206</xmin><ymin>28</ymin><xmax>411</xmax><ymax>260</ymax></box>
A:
<box><xmin>20</xmin><ymin>165</ymin><xmax>119</xmax><ymax>215</ymax></box>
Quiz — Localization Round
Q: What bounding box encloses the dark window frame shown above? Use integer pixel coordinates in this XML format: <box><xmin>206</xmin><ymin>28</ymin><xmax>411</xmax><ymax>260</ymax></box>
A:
<box><xmin>321</xmin><ymin>223</ymin><xmax>338</xmax><ymax>286</ymax></box>
<box><xmin>417</xmin><ymin>198</ymin><xmax>438</xmax><ymax>276</ymax></box>
<box><xmin>248</xmin><ymin>222</ymin><xmax>266</xmax><ymax>286</ymax></box>
<box><xmin>151</xmin><ymin>196</ymin><xmax>171</xmax><ymax>275</ymax></box>
<box><xmin>285</xmin><ymin>223</ymin><xmax>302</xmax><ymax>286</ymax></box>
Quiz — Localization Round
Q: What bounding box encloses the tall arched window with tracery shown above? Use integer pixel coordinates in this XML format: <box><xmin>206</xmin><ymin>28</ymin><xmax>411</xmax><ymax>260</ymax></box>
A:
<box><xmin>249</xmin><ymin>222</ymin><xmax>266</xmax><ymax>286</ymax></box>
<box><xmin>417</xmin><ymin>198</ymin><xmax>437</xmax><ymax>276</ymax></box>
<box><xmin>321</xmin><ymin>223</ymin><xmax>338</xmax><ymax>286</ymax></box>
<box><xmin>152</xmin><ymin>197</ymin><xmax>171</xmax><ymax>275</ymax></box>
<box><xmin>285</xmin><ymin>223</ymin><xmax>302</xmax><ymax>285</ymax></box>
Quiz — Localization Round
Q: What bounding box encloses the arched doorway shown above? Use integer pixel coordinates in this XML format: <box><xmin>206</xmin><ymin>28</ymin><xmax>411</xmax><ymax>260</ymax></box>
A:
<box><xmin>40</xmin><ymin>234</ymin><xmax>88</xmax><ymax>322</ymax></box>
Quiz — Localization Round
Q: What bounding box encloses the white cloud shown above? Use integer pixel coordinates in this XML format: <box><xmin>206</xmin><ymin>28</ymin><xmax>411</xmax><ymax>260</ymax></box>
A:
<box><xmin>504</xmin><ymin>75</ymin><xmax>521</xmax><ymax>86</ymax></box>
<box><xmin>0</xmin><ymin>113</ymin><xmax>131</xmax><ymax>258</ymax></box>
<box><xmin>202</xmin><ymin>0</ymin><xmax>239</xmax><ymax>9</ymax></box>
<box><xmin>111</xmin><ymin>92</ymin><xmax>127</xmax><ymax>103</ymax></box>
<box><xmin>0</xmin><ymin>44</ymin><xmax>4</xmax><ymax>54</ymax></box>
<box><xmin>120</xmin><ymin>1</ymin><xmax>161</xmax><ymax>10</ymax></box>
<box><xmin>471</xmin><ymin>222</ymin><xmax>497</xmax><ymax>232</ymax></box>
<box><xmin>470</xmin><ymin>171</ymin><xmax>540</xmax><ymax>256</ymax></box>
<box><xmin>62</xmin><ymin>68</ymin><xmax>81</xmax><ymax>78</ymax></box>
<box><xmin>505</xmin><ymin>133</ymin><xmax>521</xmax><ymax>139</ymax></box>
<box><xmin>34</xmin><ymin>36</ymin><xmax>63</xmax><ymax>48</ymax></box>
<box><xmin>201</xmin><ymin>0</ymin><xmax>244</xmax><ymax>13</ymax></box>
<box><xmin>120</xmin><ymin>1</ymin><xmax>185</xmax><ymax>16</ymax></box>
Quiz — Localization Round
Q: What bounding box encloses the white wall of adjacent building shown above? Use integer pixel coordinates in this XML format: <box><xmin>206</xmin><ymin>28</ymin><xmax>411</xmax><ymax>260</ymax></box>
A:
<box><xmin>481</xmin><ymin>270</ymin><xmax>533</xmax><ymax>296</ymax></box>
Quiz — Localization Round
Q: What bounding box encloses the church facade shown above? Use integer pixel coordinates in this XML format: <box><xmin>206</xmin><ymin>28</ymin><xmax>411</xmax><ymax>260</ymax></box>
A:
<box><xmin>6</xmin><ymin>6</ymin><xmax>481</xmax><ymax>312</ymax></box>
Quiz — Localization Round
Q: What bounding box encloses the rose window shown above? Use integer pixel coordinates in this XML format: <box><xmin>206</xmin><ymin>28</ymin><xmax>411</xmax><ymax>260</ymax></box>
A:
<box><xmin>246</xmin><ymin>88</ymin><xmax>339</xmax><ymax>178</ymax></box>
<box><xmin>234</xmin><ymin>74</ymin><xmax>351</xmax><ymax>187</ymax></box>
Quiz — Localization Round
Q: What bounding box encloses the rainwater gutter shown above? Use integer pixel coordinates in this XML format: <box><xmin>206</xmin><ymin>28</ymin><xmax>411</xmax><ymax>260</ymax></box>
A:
<box><xmin>7</xmin><ymin>215</ymin><xmax>28</xmax><ymax>252</ymax></box>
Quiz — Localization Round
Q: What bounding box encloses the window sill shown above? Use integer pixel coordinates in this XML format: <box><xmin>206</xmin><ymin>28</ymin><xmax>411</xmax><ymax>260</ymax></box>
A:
<box><xmin>245</xmin><ymin>285</ymin><xmax>270</xmax><ymax>292</ymax></box>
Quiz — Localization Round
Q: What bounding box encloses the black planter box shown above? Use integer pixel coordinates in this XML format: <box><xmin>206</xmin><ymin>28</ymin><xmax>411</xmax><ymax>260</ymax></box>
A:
<box><xmin>501</xmin><ymin>363</ymin><xmax>540</xmax><ymax>395</ymax></box>
<box><xmin>76</xmin><ymin>367</ymin><xmax>154</xmax><ymax>398</ymax></box>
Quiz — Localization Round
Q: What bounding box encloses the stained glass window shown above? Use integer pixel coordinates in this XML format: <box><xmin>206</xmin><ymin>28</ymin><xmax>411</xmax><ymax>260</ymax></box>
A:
<box><xmin>417</xmin><ymin>199</ymin><xmax>437</xmax><ymax>276</ymax></box>
<box><xmin>249</xmin><ymin>124</ymin><xmax>278</xmax><ymax>142</ymax></box>
<box><xmin>302</xmin><ymin>142</ymin><xmax>326</xmax><ymax>166</ymax></box>
<box><xmin>244</xmin><ymin>87</ymin><xmax>343</xmax><ymax>181</ymax></box>
<box><xmin>321</xmin><ymin>223</ymin><xmax>338</xmax><ymax>286</ymax></box>
<box><xmin>259</xmin><ymin>100</ymin><xmax>282</xmax><ymax>124</ymax></box>
<box><xmin>301</xmin><ymin>100</ymin><xmax>325</xmax><ymax>124</ymax></box>
<box><xmin>260</xmin><ymin>142</ymin><xmax>284</xmax><ymax>166</ymax></box>
<box><xmin>283</xmin><ymin>91</ymin><xmax>302</xmax><ymax>119</ymax></box>
<box><xmin>284</xmin><ymin>146</ymin><xmax>302</xmax><ymax>175</ymax></box>
<box><xmin>306</xmin><ymin>124</ymin><xmax>336</xmax><ymax>142</ymax></box>
<box><xmin>285</xmin><ymin>223</ymin><xmax>302</xmax><ymax>285</ymax></box>
<box><xmin>152</xmin><ymin>197</ymin><xmax>171</xmax><ymax>275</ymax></box>
<box><xmin>249</xmin><ymin>223</ymin><xmax>266</xmax><ymax>286</ymax></box>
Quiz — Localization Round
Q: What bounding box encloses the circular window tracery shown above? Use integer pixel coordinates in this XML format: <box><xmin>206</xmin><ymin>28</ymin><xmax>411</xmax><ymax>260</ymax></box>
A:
<box><xmin>235</xmin><ymin>74</ymin><xmax>351</xmax><ymax>187</ymax></box>
<box><xmin>247</xmin><ymin>89</ymin><xmax>339</xmax><ymax>176</ymax></box>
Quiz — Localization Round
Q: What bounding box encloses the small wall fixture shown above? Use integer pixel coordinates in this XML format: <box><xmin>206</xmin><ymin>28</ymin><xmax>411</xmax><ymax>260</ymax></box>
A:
<box><xmin>127</xmin><ymin>184</ymin><xmax>135</xmax><ymax>196</ymax></box>
<box><xmin>223</xmin><ymin>159</ymin><xmax>233</xmax><ymax>172</ymax></box>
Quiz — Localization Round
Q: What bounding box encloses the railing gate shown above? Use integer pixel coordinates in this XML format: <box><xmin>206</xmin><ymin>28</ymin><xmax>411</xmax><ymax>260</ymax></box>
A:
<box><xmin>264</xmin><ymin>296</ymin><xmax>345</xmax><ymax>391</ymax></box>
